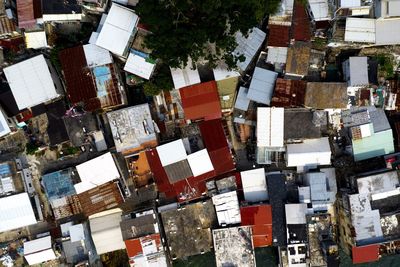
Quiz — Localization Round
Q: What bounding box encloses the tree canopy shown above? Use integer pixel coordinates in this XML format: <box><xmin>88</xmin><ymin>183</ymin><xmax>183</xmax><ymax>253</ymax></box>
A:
<box><xmin>136</xmin><ymin>0</ymin><xmax>280</xmax><ymax>69</ymax></box>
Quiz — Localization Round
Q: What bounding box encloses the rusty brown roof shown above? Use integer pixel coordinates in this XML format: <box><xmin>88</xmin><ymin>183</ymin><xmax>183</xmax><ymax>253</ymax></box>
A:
<box><xmin>292</xmin><ymin>1</ymin><xmax>311</xmax><ymax>42</ymax></box>
<box><xmin>16</xmin><ymin>0</ymin><xmax>36</xmax><ymax>29</ymax></box>
<box><xmin>267</xmin><ymin>24</ymin><xmax>290</xmax><ymax>47</ymax></box>
<box><xmin>305</xmin><ymin>82</ymin><xmax>348</xmax><ymax>109</ymax></box>
<box><xmin>0</xmin><ymin>16</ymin><xmax>16</xmax><ymax>36</ymax></box>
<box><xmin>271</xmin><ymin>78</ymin><xmax>306</xmax><ymax>107</ymax></box>
<box><xmin>285</xmin><ymin>41</ymin><xmax>311</xmax><ymax>76</ymax></box>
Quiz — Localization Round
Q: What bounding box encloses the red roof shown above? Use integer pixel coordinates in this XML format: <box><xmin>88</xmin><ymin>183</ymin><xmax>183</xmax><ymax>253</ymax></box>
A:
<box><xmin>125</xmin><ymin>234</ymin><xmax>163</xmax><ymax>264</ymax></box>
<box><xmin>292</xmin><ymin>1</ymin><xmax>311</xmax><ymax>41</ymax></box>
<box><xmin>271</xmin><ymin>78</ymin><xmax>306</xmax><ymax>107</ymax></box>
<box><xmin>179</xmin><ymin>81</ymin><xmax>221</xmax><ymax>121</ymax></box>
<box><xmin>267</xmin><ymin>25</ymin><xmax>290</xmax><ymax>47</ymax></box>
<box><xmin>16</xmin><ymin>0</ymin><xmax>37</xmax><ymax>29</ymax></box>
<box><xmin>147</xmin><ymin>120</ymin><xmax>234</xmax><ymax>202</ymax></box>
<box><xmin>352</xmin><ymin>245</ymin><xmax>380</xmax><ymax>264</ymax></box>
<box><xmin>241</xmin><ymin>205</ymin><xmax>273</xmax><ymax>247</ymax></box>
<box><xmin>199</xmin><ymin>119</ymin><xmax>235</xmax><ymax>176</ymax></box>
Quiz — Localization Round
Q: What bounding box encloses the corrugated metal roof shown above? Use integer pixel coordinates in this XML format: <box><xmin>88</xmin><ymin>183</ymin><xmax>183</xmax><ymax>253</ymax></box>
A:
<box><xmin>257</xmin><ymin>107</ymin><xmax>284</xmax><ymax>147</ymax></box>
<box><xmin>124</xmin><ymin>52</ymin><xmax>155</xmax><ymax>80</ymax></box>
<box><xmin>170</xmin><ymin>62</ymin><xmax>201</xmax><ymax>89</ymax></box>
<box><xmin>179</xmin><ymin>81</ymin><xmax>221</xmax><ymax>121</ymax></box>
<box><xmin>285</xmin><ymin>41</ymin><xmax>311</xmax><ymax>76</ymax></box>
<box><xmin>267</xmin><ymin>24</ymin><xmax>290</xmax><ymax>47</ymax></box>
<box><xmin>95</xmin><ymin>3</ymin><xmax>138</xmax><ymax>57</ymax></box>
<box><xmin>271</xmin><ymin>78</ymin><xmax>306</xmax><ymax>107</ymax></box>
<box><xmin>240</xmin><ymin>168</ymin><xmax>268</xmax><ymax>202</ymax></box>
<box><xmin>376</xmin><ymin>18</ymin><xmax>400</xmax><ymax>45</ymax></box>
<box><xmin>16</xmin><ymin>0</ymin><xmax>36</xmax><ymax>29</ymax></box>
<box><xmin>345</xmin><ymin>18</ymin><xmax>375</xmax><ymax>43</ymax></box>
<box><xmin>308</xmin><ymin>0</ymin><xmax>331</xmax><ymax>21</ymax></box>
<box><xmin>240</xmin><ymin>205</ymin><xmax>273</xmax><ymax>247</ymax></box>
<box><xmin>247</xmin><ymin>67</ymin><xmax>278</xmax><ymax>105</ymax></box>
<box><xmin>234</xmin><ymin>87</ymin><xmax>251</xmax><ymax>111</ymax></box>
<box><xmin>266</xmin><ymin>47</ymin><xmax>288</xmax><ymax>64</ymax></box>
<box><xmin>292</xmin><ymin>1</ymin><xmax>311</xmax><ymax>41</ymax></box>
<box><xmin>234</xmin><ymin>27</ymin><xmax>266</xmax><ymax>71</ymax></box>
<box><xmin>352</xmin><ymin>245</ymin><xmax>380</xmax><ymax>264</ymax></box>
<box><xmin>305</xmin><ymin>82</ymin><xmax>347</xmax><ymax>109</ymax></box>
<box><xmin>286</xmin><ymin>137</ymin><xmax>331</xmax><ymax>167</ymax></box>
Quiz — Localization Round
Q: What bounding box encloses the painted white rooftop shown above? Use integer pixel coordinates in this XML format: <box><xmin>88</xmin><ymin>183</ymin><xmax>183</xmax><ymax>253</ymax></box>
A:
<box><xmin>0</xmin><ymin>109</ymin><xmax>11</xmax><ymax>138</ymax></box>
<box><xmin>69</xmin><ymin>224</ymin><xmax>85</xmax><ymax>242</ymax></box>
<box><xmin>212</xmin><ymin>191</ymin><xmax>241</xmax><ymax>225</ymax></box>
<box><xmin>4</xmin><ymin>55</ymin><xmax>60</xmax><ymax>110</ymax></box>
<box><xmin>25</xmin><ymin>31</ymin><xmax>48</xmax><ymax>49</ymax></box>
<box><xmin>375</xmin><ymin>18</ymin><xmax>400</xmax><ymax>46</ymax></box>
<box><xmin>213</xmin><ymin>63</ymin><xmax>240</xmax><ymax>81</ymax></box>
<box><xmin>75</xmin><ymin>152</ymin><xmax>120</xmax><ymax>194</ymax></box>
<box><xmin>124</xmin><ymin>52</ymin><xmax>156</xmax><ymax>80</ymax></box>
<box><xmin>247</xmin><ymin>67</ymin><xmax>278</xmax><ymax>105</ymax></box>
<box><xmin>0</xmin><ymin>193</ymin><xmax>37</xmax><ymax>232</ymax></box>
<box><xmin>344</xmin><ymin>18</ymin><xmax>375</xmax><ymax>43</ymax></box>
<box><xmin>156</xmin><ymin>139</ymin><xmax>187</xmax><ymax>166</ymax></box>
<box><xmin>266</xmin><ymin>47</ymin><xmax>288</xmax><ymax>64</ymax></box>
<box><xmin>187</xmin><ymin>149</ymin><xmax>214</xmax><ymax>177</ymax></box>
<box><xmin>308</xmin><ymin>0</ymin><xmax>331</xmax><ymax>21</ymax></box>
<box><xmin>170</xmin><ymin>63</ymin><xmax>201</xmax><ymax>89</ymax></box>
<box><xmin>257</xmin><ymin>107</ymin><xmax>284</xmax><ymax>148</ymax></box>
<box><xmin>24</xmin><ymin>236</ymin><xmax>56</xmax><ymax>266</ymax></box>
<box><xmin>340</xmin><ymin>0</ymin><xmax>361</xmax><ymax>7</ymax></box>
<box><xmin>234</xmin><ymin>87</ymin><xmax>251</xmax><ymax>111</ymax></box>
<box><xmin>241</xmin><ymin>168</ymin><xmax>268</xmax><ymax>202</ymax></box>
<box><xmin>83</xmin><ymin>44</ymin><xmax>113</xmax><ymax>68</ymax></box>
<box><xmin>344</xmin><ymin>57</ymin><xmax>369</xmax><ymax>87</ymax></box>
<box><xmin>286</xmin><ymin>137</ymin><xmax>331</xmax><ymax>167</ymax></box>
<box><xmin>234</xmin><ymin>27</ymin><xmax>266</xmax><ymax>72</ymax></box>
<box><xmin>285</xmin><ymin>203</ymin><xmax>307</xmax><ymax>224</ymax></box>
<box><xmin>89</xmin><ymin>208</ymin><xmax>125</xmax><ymax>255</ymax></box>
<box><xmin>95</xmin><ymin>3</ymin><xmax>138</xmax><ymax>57</ymax></box>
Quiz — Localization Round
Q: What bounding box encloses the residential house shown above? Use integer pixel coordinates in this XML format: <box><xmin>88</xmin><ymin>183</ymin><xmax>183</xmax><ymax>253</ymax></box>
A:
<box><xmin>341</xmin><ymin>106</ymin><xmax>394</xmax><ymax>161</ymax></box>
<box><xmin>247</xmin><ymin>67</ymin><xmax>278</xmax><ymax>105</ymax></box>
<box><xmin>213</xmin><ymin>226</ymin><xmax>256</xmax><ymax>267</ymax></box>
<box><xmin>240</xmin><ymin>168</ymin><xmax>268</xmax><ymax>202</ymax></box>
<box><xmin>256</xmin><ymin>107</ymin><xmax>285</xmax><ymax>164</ymax></box>
<box><xmin>240</xmin><ymin>204</ymin><xmax>273</xmax><ymax>247</ymax></box>
<box><xmin>89</xmin><ymin>208</ymin><xmax>126</xmax><ymax>255</ymax></box>
<box><xmin>305</xmin><ymin>82</ymin><xmax>348</xmax><ymax>109</ymax></box>
<box><xmin>107</xmin><ymin>104</ymin><xmax>158</xmax><ymax>155</ymax></box>
<box><xmin>212</xmin><ymin>190</ymin><xmax>241</xmax><ymax>226</ymax></box>
<box><xmin>343</xmin><ymin>57</ymin><xmax>369</xmax><ymax>87</ymax></box>
<box><xmin>60</xmin><ymin>44</ymin><xmax>127</xmax><ymax>111</ymax></box>
<box><xmin>286</xmin><ymin>137</ymin><xmax>332</xmax><ymax>168</ymax></box>
<box><xmin>285</xmin><ymin>41</ymin><xmax>312</xmax><ymax>79</ymax></box>
<box><xmin>23</xmin><ymin>236</ymin><xmax>56</xmax><ymax>266</ymax></box>
<box><xmin>4</xmin><ymin>55</ymin><xmax>63</xmax><ymax>111</ymax></box>
<box><xmin>95</xmin><ymin>3</ymin><xmax>139</xmax><ymax>58</ymax></box>
<box><xmin>374</xmin><ymin>0</ymin><xmax>400</xmax><ymax>18</ymax></box>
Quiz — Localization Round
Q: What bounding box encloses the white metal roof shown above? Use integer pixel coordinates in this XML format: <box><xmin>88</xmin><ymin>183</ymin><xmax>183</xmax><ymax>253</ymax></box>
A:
<box><xmin>4</xmin><ymin>55</ymin><xmax>60</xmax><ymax>110</ymax></box>
<box><xmin>25</xmin><ymin>31</ymin><xmax>48</xmax><ymax>49</ymax></box>
<box><xmin>234</xmin><ymin>27</ymin><xmax>266</xmax><ymax>72</ymax></box>
<box><xmin>266</xmin><ymin>47</ymin><xmax>288</xmax><ymax>64</ymax></box>
<box><xmin>213</xmin><ymin>63</ymin><xmax>240</xmax><ymax>81</ymax></box>
<box><xmin>340</xmin><ymin>0</ymin><xmax>361</xmax><ymax>7</ymax></box>
<box><xmin>247</xmin><ymin>67</ymin><xmax>278</xmax><ymax>105</ymax></box>
<box><xmin>346</xmin><ymin>57</ymin><xmax>369</xmax><ymax>86</ymax></box>
<box><xmin>156</xmin><ymin>139</ymin><xmax>187</xmax><ymax>166</ymax></box>
<box><xmin>0</xmin><ymin>193</ymin><xmax>37</xmax><ymax>232</ymax></box>
<box><xmin>375</xmin><ymin>18</ymin><xmax>400</xmax><ymax>45</ymax></box>
<box><xmin>240</xmin><ymin>168</ymin><xmax>268</xmax><ymax>202</ymax></box>
<box><xmin>89</xmin><ymin>32</ymin><xmax>99</xmax><ymax>44</ymax></box>
<box><xmin>89</xmin><ymin>208</ymin><xmax>125</xmax><ymax>255</ymax></box>
<box><xmin>344</xmin><ymin>18</ymin><xmax>375</xmax><ymax>43</ymax></box>
<box><xmin>357</xmin><ymin>171</ymin><xmax>398</xmax><ymax>195</ymax></box>
<box><xmin>308</xmin><ymin>0</ymin><xmax>331</xmax><ymax>21</ymax></box>
<box><xmin>285</xmin><ymin>203</ymin><xmax>307</xmax><ymax>224</ymax></box>
<box><xmin>170</xmin><ymin>63</ymin><xmax>201</xmax><ymax>89</ymax></box>
<box><xmin>124</xmin><ymin>52</ymin><xmax>156</xmax><ymax>80</ymax></box>
<box><xmin>187</xmin><ymin>149</ymin><xmax>214</xmax><ymax>177</ymax></box>
<box><xmin>24</xmin><ymin>236</ymin><xmax>56</xmax><ymax>266</ymax></box>
<box><xmin>83</xmin><ymin>44</ymin><xmax>113</xmax><ymax>68</ymax></box>
<box><xmin>257</xmin><ymin>107</ymin><xmax>284</xmax><ymax>148</ymax></box>
<box><xmin>75</xmin><ymin>152</ymin><xmax>120</xmax><ymax>194</ymax></box>
<box><xmin>388</xmin><ymin>2</ymin><xmax>400</xmax><ymax>17</ymax></box>
<box><xmin>69</xmin><ymin>224</ymin><xmax>85</xmax><ymax>242</ymax></box>
<box><xmin>286</xmin><ymin>137</ymin><xmax>331</xmax><ymax>167</ymax></box>
<box><xmin>212</xmin><ymin>191</ymin><xmax>241</xmax><ymax>225</ymax></box>
<box><xmin>42</xmin><ymin>14</ymin><xmax>82</xmax><ymax>22</ymax></box>
<box><xmin>0</xmin><ymin>109</ymin><xmax>10</xmax><ymax>138</ymax></box>
<box><xmin>95</xmin><ymin>3</ymin><xmax>138</xmax><ymax>56</ymax></box>
<box><xmin>234</xmin><ymin>87</ymin><xmax>251</xmax><ymax>111</ymax></box>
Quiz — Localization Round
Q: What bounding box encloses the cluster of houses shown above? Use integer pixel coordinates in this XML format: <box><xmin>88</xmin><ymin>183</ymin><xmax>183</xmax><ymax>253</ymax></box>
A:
<box><xmin>0</xmin><ymin>0</ymin><xmax>398</xmax><ymax>266</ymax></box>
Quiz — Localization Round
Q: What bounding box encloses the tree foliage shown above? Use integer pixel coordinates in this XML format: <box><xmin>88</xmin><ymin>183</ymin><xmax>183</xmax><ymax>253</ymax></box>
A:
<box><xmin>143</xmin><ymin>63</ymin><xmax>174</xmax><ymax>96</ymax></box>
<box><xmin>136</xmin><ymin>0</ymin><xmax>280</xmax><ymax>69</ymax></box>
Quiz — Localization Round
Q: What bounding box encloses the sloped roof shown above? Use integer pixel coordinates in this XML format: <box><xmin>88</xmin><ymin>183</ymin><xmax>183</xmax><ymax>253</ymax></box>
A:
<box><xmin>305</xmin><ymin>82</ymin><xmax>347</xmax><ymax>109</ymax></box>
<box><xmin>352</xmin><ymin>245</ymin><xmax>380</xmax><ymax>264</ymax></box>
<box><xmin>247</xmin><ymin>67</ymin><xmax>278</xmax><ymax>105</ymax></box>
<box><xmin>271</xmin><ymin>78</ymin><xmax>306</xmax><ymax>107</ymax></box>
<box><xmin>345</xmin><ymin>18</ymin><xmax>375</xmax><ymax>43</ymax></box>
<box><xmin>179</xmin><ymin>81</ymin><xmax>221</xmax><ymax>121</ymax></box>
<box><xmin>95</xmin><ymin>3</ymin><xmax>138</xmax><ymax>56</ymax></box>
<box><xmin>285</xmin><ymin>41</ymin><xmax>311</xmax><ymax>76</ymax></box>
<box><xmin>292</xmin><ymin>1</ymin><xmax>311</xmax><ymax>41</ymax></box>
<box><xmin>267</xmin><ymin>24</ymin><xmax>290</xmax><ymax>47</ymax></box>
<box><xmin>234</xmin><ymin>27</ymin><xmax>266</xmax><ymax>72</ymax></box>
<box><xmin>241</xmin><ymin>205</ymin><xmax>273</xmax><ymax>247</ymax></box>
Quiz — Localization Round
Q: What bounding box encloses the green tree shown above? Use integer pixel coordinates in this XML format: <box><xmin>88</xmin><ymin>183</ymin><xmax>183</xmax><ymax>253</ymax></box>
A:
<box><xmin>143</xmin><ymin>63</ymin><xmax>174</xmax><ymax>96</ymax></box>
<box><xmin>136</xmin><ymin>0</ymin><xmax>279</xmax><ymax>69</ymax></box>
